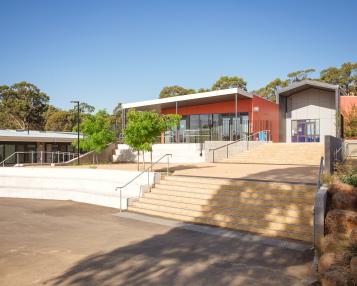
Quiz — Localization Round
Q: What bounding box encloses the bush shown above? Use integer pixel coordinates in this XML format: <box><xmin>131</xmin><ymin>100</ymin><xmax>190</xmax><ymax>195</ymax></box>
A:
<box><xmin>337</xmin><ymin>164</ymin><xmax>357</xmax><ymax>187</ymax></box>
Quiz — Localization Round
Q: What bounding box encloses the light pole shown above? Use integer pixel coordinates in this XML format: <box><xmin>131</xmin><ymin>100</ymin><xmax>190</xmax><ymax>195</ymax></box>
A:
<box><xmin>71</xmin><ymin>100</ymin><xmax>80</xmax><ymax>165</ymax></box>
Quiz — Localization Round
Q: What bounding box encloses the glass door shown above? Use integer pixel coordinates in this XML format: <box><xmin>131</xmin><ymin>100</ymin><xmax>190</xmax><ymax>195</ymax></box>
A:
<box><xmin>222</xmin><ymin>117</ymin><xmax>231</xmax><ymax>141</ymax></box>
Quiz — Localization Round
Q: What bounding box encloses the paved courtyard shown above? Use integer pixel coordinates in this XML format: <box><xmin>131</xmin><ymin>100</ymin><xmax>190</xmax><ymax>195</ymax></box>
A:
<box><xmin>0</xmin><ymin>198</ymin><xmax>314</xmax><ymax>286</ymax></box>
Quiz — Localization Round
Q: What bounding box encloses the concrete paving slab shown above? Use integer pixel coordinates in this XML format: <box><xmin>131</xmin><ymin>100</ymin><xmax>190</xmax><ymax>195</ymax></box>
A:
<box><xmin>0</xmin><ymin>198</ymin><xmax>314</xmax><ymax>286</ymax></box>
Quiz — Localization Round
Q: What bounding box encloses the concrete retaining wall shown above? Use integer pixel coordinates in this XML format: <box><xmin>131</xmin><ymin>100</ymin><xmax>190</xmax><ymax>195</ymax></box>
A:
<box><xmin>113</xmin><ymin>143</ymin><xmax>205</xmax><ymax>163</ymax></box>
<box><xmin>0</xmin><ymin>167</ymin><xmax>156</xmax><ymax>209</ymax></box>
<box><xmin>324</xmin><ymin>135</ymin><xmax>342</xmax><ymax>174</ymax></box>
<box><xmin>204</xmin><ymin>141</ymin><xmax>265</xmax><ymax>162</ymax></box>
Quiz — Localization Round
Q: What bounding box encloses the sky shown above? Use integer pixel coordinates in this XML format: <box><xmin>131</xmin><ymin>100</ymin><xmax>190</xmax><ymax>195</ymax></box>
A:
<box><xmin>0</xmin><ymin>0</ymin><xmax>356</xmax><ymax>112</ymax></box>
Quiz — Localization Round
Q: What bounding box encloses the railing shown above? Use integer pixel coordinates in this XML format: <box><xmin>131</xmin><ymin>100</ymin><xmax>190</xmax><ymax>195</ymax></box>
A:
<box><xmin>209</xmin><ymin>130</ymin><xmax>271</xmax><ymax>163</ymax></box>
<box><xmin>312</xmin><ymin>156</ymin><xmax>325</xmax><ymax>271</ymax></box>
<box><xmin>316</xmin><ymin>156</ymin><xmax>324</xmax><ymax>191</ymax></box>
<box><xmin>345</xmin><ymin>142</ymin><xmax>357</xmax><ymax>159</ymax></box>
<box><xmin>115</xmin><ymin>153</ymin><xmax>172</xmax><ymax>212</ymax></box>
<box><xmin>0</xmin><ymin>151</ymin><xmax>78</xmax><ymax>167</ymax></box>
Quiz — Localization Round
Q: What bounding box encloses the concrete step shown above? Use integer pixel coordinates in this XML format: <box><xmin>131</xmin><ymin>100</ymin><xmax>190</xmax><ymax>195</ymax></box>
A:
<box><xmin>162</xmin><ymin>176</ymin><xmax>315</xmax><ymax>192</ymax></box>
<box><xmin>152</xmin><ymin>185</ymin><xmax>314</xmax><ymax>204</ymax></box>
<box><xmin>131</xmin><ymin>201</ymin><xmax>313</xmax><ymax>225</ymax></box>
<box><xmin>137</xmin><ymin>197</ymin><xmax>313</xmax><ymax>218</ymax></box>
<box><xmin>158</xmin><ymin>179</ymin><xmax>315</xmax><ymax>193</ymax></box>
<box><xmin>127</xmin><ymin>206</ymin><xmax>312</xmax><ymax>242</ymax></box>
<box><xmin>143</xmin><ymin>192</ymin><xmax>313</xmax><ymax>212</ymax></box>
<box><xmin>128</xmin><ymin>204</ymin><xmax>312</xmax><ymax>234</ymax></box>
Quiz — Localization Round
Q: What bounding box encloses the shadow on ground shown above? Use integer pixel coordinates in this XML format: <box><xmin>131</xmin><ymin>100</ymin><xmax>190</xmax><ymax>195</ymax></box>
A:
<box><xmin>48</xmin><ymin>227</ymin><xmax>312</xmax><ymax>286</ymax></box>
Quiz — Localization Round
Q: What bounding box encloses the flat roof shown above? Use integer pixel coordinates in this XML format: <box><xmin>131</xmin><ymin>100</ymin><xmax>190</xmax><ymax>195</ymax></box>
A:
<box><xmin>0</xmin><ymin>129</ymin><xmax>82</xmax><ymax>143</ymax></box>
<box><xmin>122</xmin><ymin>88</ymin><xmax>252</xmax><ymax>111</ymax></box>
<box><xmin>278</xmin><ymin>80</ymin><xmax>340</xmax><ymax>96</ymax></box>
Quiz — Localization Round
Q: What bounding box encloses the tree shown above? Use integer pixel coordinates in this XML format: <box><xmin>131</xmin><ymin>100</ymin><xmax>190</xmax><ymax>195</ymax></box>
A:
<box><xmin>197</xmin><ymin>88</ymin><xmax>210</xmax><ymax>93</ymax></box>
<box><xmin>73</xmin><ymin>110</ymin><xmax>116</xmax><ymax>163</ymax></box>
<box><xmin>343</xmin><ymin>104</ymin><xmax>357</xmax><ymax>138</ymax></box>
<box><xmin>159</xmin><ymin>86</ymin><xmax>195</xmax><ymax>98</ymax></box>
<box><xmin>112</xmin><ymin>102</ymin><xmax>122</xmax><ymax>137</ymax></box>
<box><xmin>211</xmin><ymin>76</ymin><xmax>247</xmax><ymax>91</ymax></box>
<box><xmin>287</xmin><ymin>68</ymin><xmax>315</xmax><ymax>83</ymax></box>
<box><xmin>255</xmin><ymin>78</ymin><xmax>289</xmax><ymax>100</ymax></box>
<box><xmin>123</xmin><ymin>109</ymin><xmax>180</xmax><ymax>170</ymax></box>
<box><xmin>45</xmin><ymin>110</ymin><xmax>74</xmax><ymax>131</ymax></box>
<box><xmin>320</xmin><ymin>62</ymin><xmax>357</xmax><ymax>95</ymax></box>
<box><xmin>0</xmin><ymin>82</ymin><xmax>49</xmax><ymax>130</ymax></box>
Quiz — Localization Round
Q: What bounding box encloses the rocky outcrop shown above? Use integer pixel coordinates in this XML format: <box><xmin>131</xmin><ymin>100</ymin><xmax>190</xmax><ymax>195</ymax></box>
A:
<box><xmin>332</xmin><ymin>190</ymin><xmax>357</xmax><ymax>211</ymax></box>
<box><xmin>325</xmin><ymin>209</ymin><xmax>357</xmax><ymax>235</ymax></box>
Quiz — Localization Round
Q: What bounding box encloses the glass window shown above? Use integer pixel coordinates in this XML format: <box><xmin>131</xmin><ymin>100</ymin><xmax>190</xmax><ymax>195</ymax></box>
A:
<box><xmin>4</xmin><ymin>144</ymin><xmax>15</xmax><ymax>164</ymax></box>
<box><xmin>0</xmin><ymin>144</ymin><xmax>4</xmax><ymax>162</ymax></box>
<box><xmin>189</xmin><ymin>115</ymin><xmax>199</xmax><ymax>130</ymax></box>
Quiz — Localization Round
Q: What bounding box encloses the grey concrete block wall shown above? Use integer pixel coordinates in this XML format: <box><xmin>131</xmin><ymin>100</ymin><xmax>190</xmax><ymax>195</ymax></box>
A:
<box><xmin>324</xmin><ymin>135</ymin><xmax>342</xmax><ymax>174</ymax></box>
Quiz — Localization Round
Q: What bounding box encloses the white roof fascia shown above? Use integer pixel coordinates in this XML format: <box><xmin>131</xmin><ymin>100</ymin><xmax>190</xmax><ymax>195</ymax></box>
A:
<box><xmin>122</xmin><ymin>88</ymin><xmax>251</xmax><ymax>109</ymax></box>
<box><xmin>278</xmin><ymin>79</ymin><xmax>339</xmax><ymax>95</ymax></box>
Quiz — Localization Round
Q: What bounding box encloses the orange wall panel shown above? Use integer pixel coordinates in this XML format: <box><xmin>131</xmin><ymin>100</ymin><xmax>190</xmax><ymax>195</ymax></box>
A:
<box><xmin>251</xmin><ymin>95</ymin><xmax>279</xmax><ymax>142</ymax></box>
<box><xmin>341</xmin><ymin>96</ymin><xmax>357</xmax><ymax>113</ymax></box>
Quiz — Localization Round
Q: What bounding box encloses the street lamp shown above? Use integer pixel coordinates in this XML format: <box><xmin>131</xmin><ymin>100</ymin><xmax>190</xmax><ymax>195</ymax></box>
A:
<box><xmin>71</xmin><ymin>100</ymin><xmax>80</xmax><ymax>165</ymax></box>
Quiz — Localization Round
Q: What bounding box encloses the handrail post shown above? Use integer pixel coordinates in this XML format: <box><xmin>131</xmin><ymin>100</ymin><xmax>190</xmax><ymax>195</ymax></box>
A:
<box><xmin>226</xmin><ymin>145</ymin><xmax>228</xmax><ymax>158</ymax></box>
<box><xmin>40</xmin><ymin>151</ymin><xmax>43</xmax><ymax>165</ymax></box>
<box><xmin>147</xmin><ymin>169</ymin><xmax>150</xmax><ymax>190</ymax></box>
<box><xmin>31</xmin><ymin>151</ymin><xmax>34</xmax><ymax>164</ymax></box>
<box><xmin>16</xmin><ymin>153</ymin><xmax>19</xmax><ymax>165</ymax></box>
<box><xmin>213</xmin><ymin>150</ymin><xmax>215</xmax><ymax>163</ymax></box>
<box><xmin>119</xmin><ymin>188</ymin><xmax>122</xmax><ymax>212</ymax></box>
<box><xmin>166</xmin><ymin>155</ymin><xmax>169</xmax><ymax>176</ymax></box>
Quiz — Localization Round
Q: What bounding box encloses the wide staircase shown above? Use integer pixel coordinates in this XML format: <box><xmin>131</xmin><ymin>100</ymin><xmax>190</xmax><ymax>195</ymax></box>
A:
<box><xmin>127</xmin><ymin>143</ymin><xmax>324</xmax><ymax>242</ymax></box>
<box><xmin>128</xmin><ymin>175</ymin><xmax>315</xmax><ymax>242</ymax></box>
<box><xmin>224</xmin><ymin>142</ymin><xmax>324</xmax><ymax>165</ymax></box>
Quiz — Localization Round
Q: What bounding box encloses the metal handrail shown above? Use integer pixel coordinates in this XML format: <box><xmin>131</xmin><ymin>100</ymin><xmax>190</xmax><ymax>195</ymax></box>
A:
<box><xmin>316</xmin><ymin>156</ymin><xmax>324</xmax><ymax>191</ymax></box>
<box><xmin>0</xmin><ymin>151</ymin><xmax>77</xmax><ymax>166</ymax></box>
<box><xmin>345</xmin><ymin>142</ymin><xmax>357</xmax><ymax>158</ymax></box>
<box><xmin>209</xmin><ymin>130</ymin><xmax>271</xmax><ymax>162</ymax></box>
<box><xmin>115</xmin><ymin>153</ymin><xmax>172</xmax><ymax>212</ymax></box>
<box><xmin>313</xmin><ymin>155</ymin><xmax>324</xmax><ymax>271</ymax></box>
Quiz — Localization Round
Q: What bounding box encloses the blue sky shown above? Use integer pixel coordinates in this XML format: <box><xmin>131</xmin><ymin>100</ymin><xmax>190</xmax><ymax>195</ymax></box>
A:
<box><xmin>0</xmin><ymin>0</ymin><xmax>356</xmax><ymax>112</ymax></box>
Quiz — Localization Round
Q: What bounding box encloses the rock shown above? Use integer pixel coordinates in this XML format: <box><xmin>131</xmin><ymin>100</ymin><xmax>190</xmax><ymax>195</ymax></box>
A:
<box><xmin>328</xmin><ymin>183</ymin><xmax>357</xmax><ymax>196</ymax></box>
<box><xmin>350</xmin><ymin>228</ymin><xmax>357</xmax><ymax>246</ymax></box>
<box><xmin>325</xmin><ymin>209</ymin><xmax>357</xmax><ymax>235</ymax></box>
<box><xmin>321</xmin><ymin>233</ymin><xmax>350</xmax><ymax>253</ymax></box>
<box><xmin>351</xmin><ymin>257</ymin><xmax>357</xmax><ymax>279</ymax></box>
<box><xmin>331</xmin><ymin>192</ymin><xmax>357</xmax><ymax>211</ymax></box>
<box><xmin>320</xmin><ymin>268</ymin><xmax>349</xmax><ymax>286</ymax></box>
<box><xmin>319</xmin><ymin>253</ymin><xmax>346</xmax><ymax>273</ymax></box>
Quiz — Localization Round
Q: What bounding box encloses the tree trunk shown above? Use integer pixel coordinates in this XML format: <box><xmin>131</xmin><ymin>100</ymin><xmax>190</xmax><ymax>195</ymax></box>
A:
<box><xmin>150</xmin><ymin>151</ymin><xmax>153</xmax><ymax>171</ymax></box>
<box><xmin>137</xmin><ymin>151</ymin><xmax>139</xmax><ymax>171</ymax></box>
<box><xmin>143</xmin><ymin>150</ymin><xmax>145</xmax><ymax>171</ymax></box>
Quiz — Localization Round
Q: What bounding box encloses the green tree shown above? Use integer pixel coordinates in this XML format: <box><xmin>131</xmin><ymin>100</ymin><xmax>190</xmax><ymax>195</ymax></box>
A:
<box><xmin>287</xmin><ymin>68</ymin><xmax>315</xmax><ymax>83</ymax></box>
<box><xmin>73</xmin><ymin>110</ymin><xmax>116</xmax><ymax>163</ymax></box>
<box><xmin>124</xmin><ymin>109</ymin><xmax>180</xmax><ymax>170</ymax></box>
<box><xmin>159</xmin><ymin>85</ymin><xmax>195</xmax><ymax>98</ymax></box>
<box><xmin>211</xmin><ymin>76</ymin><xmax>247</xmax><ymax>91</ymax></box>
<box><xmin>112</xmin><ymin>102</ymin><xmax>122</xmax><ymax>137</ymax></box>
<box><xmin>320</xmin><ymin>62</ymin><xmax>357</xmax><ymax>95</ymax></box>
<box><xmin>0</xmin><ymin>82</ymin><xmax>49</xmax><ymax>130</ymax></box>
<box><xmin>255</xmin><ymin>78</ymin><xmax>289</xmax><ymax>100</ymax></box>
<box><xmin>197</xmin><ymin>88</ymin><xmax>210</xmax><ymax>93</ymax></box>
<box><xmin>45</xmin><ymin>110</ymin><xmax>74</xmax><ymax>131</ymax></box>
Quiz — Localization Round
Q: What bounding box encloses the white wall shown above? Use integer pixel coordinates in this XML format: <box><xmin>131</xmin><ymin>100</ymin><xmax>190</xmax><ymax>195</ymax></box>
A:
<box><xmin>114</xmin><ymin>143</ymin><xmax>206</xmax><ymax>163</ymax></box>
<box><xmin>285</xmin><ymin>88</ymin><xmax>336</xmax><ymax>143</ymax></box>
<box><xmin>0</xmin><ymin>167</ymin><xmax>156</xmax><ymax>209</ymax></box>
